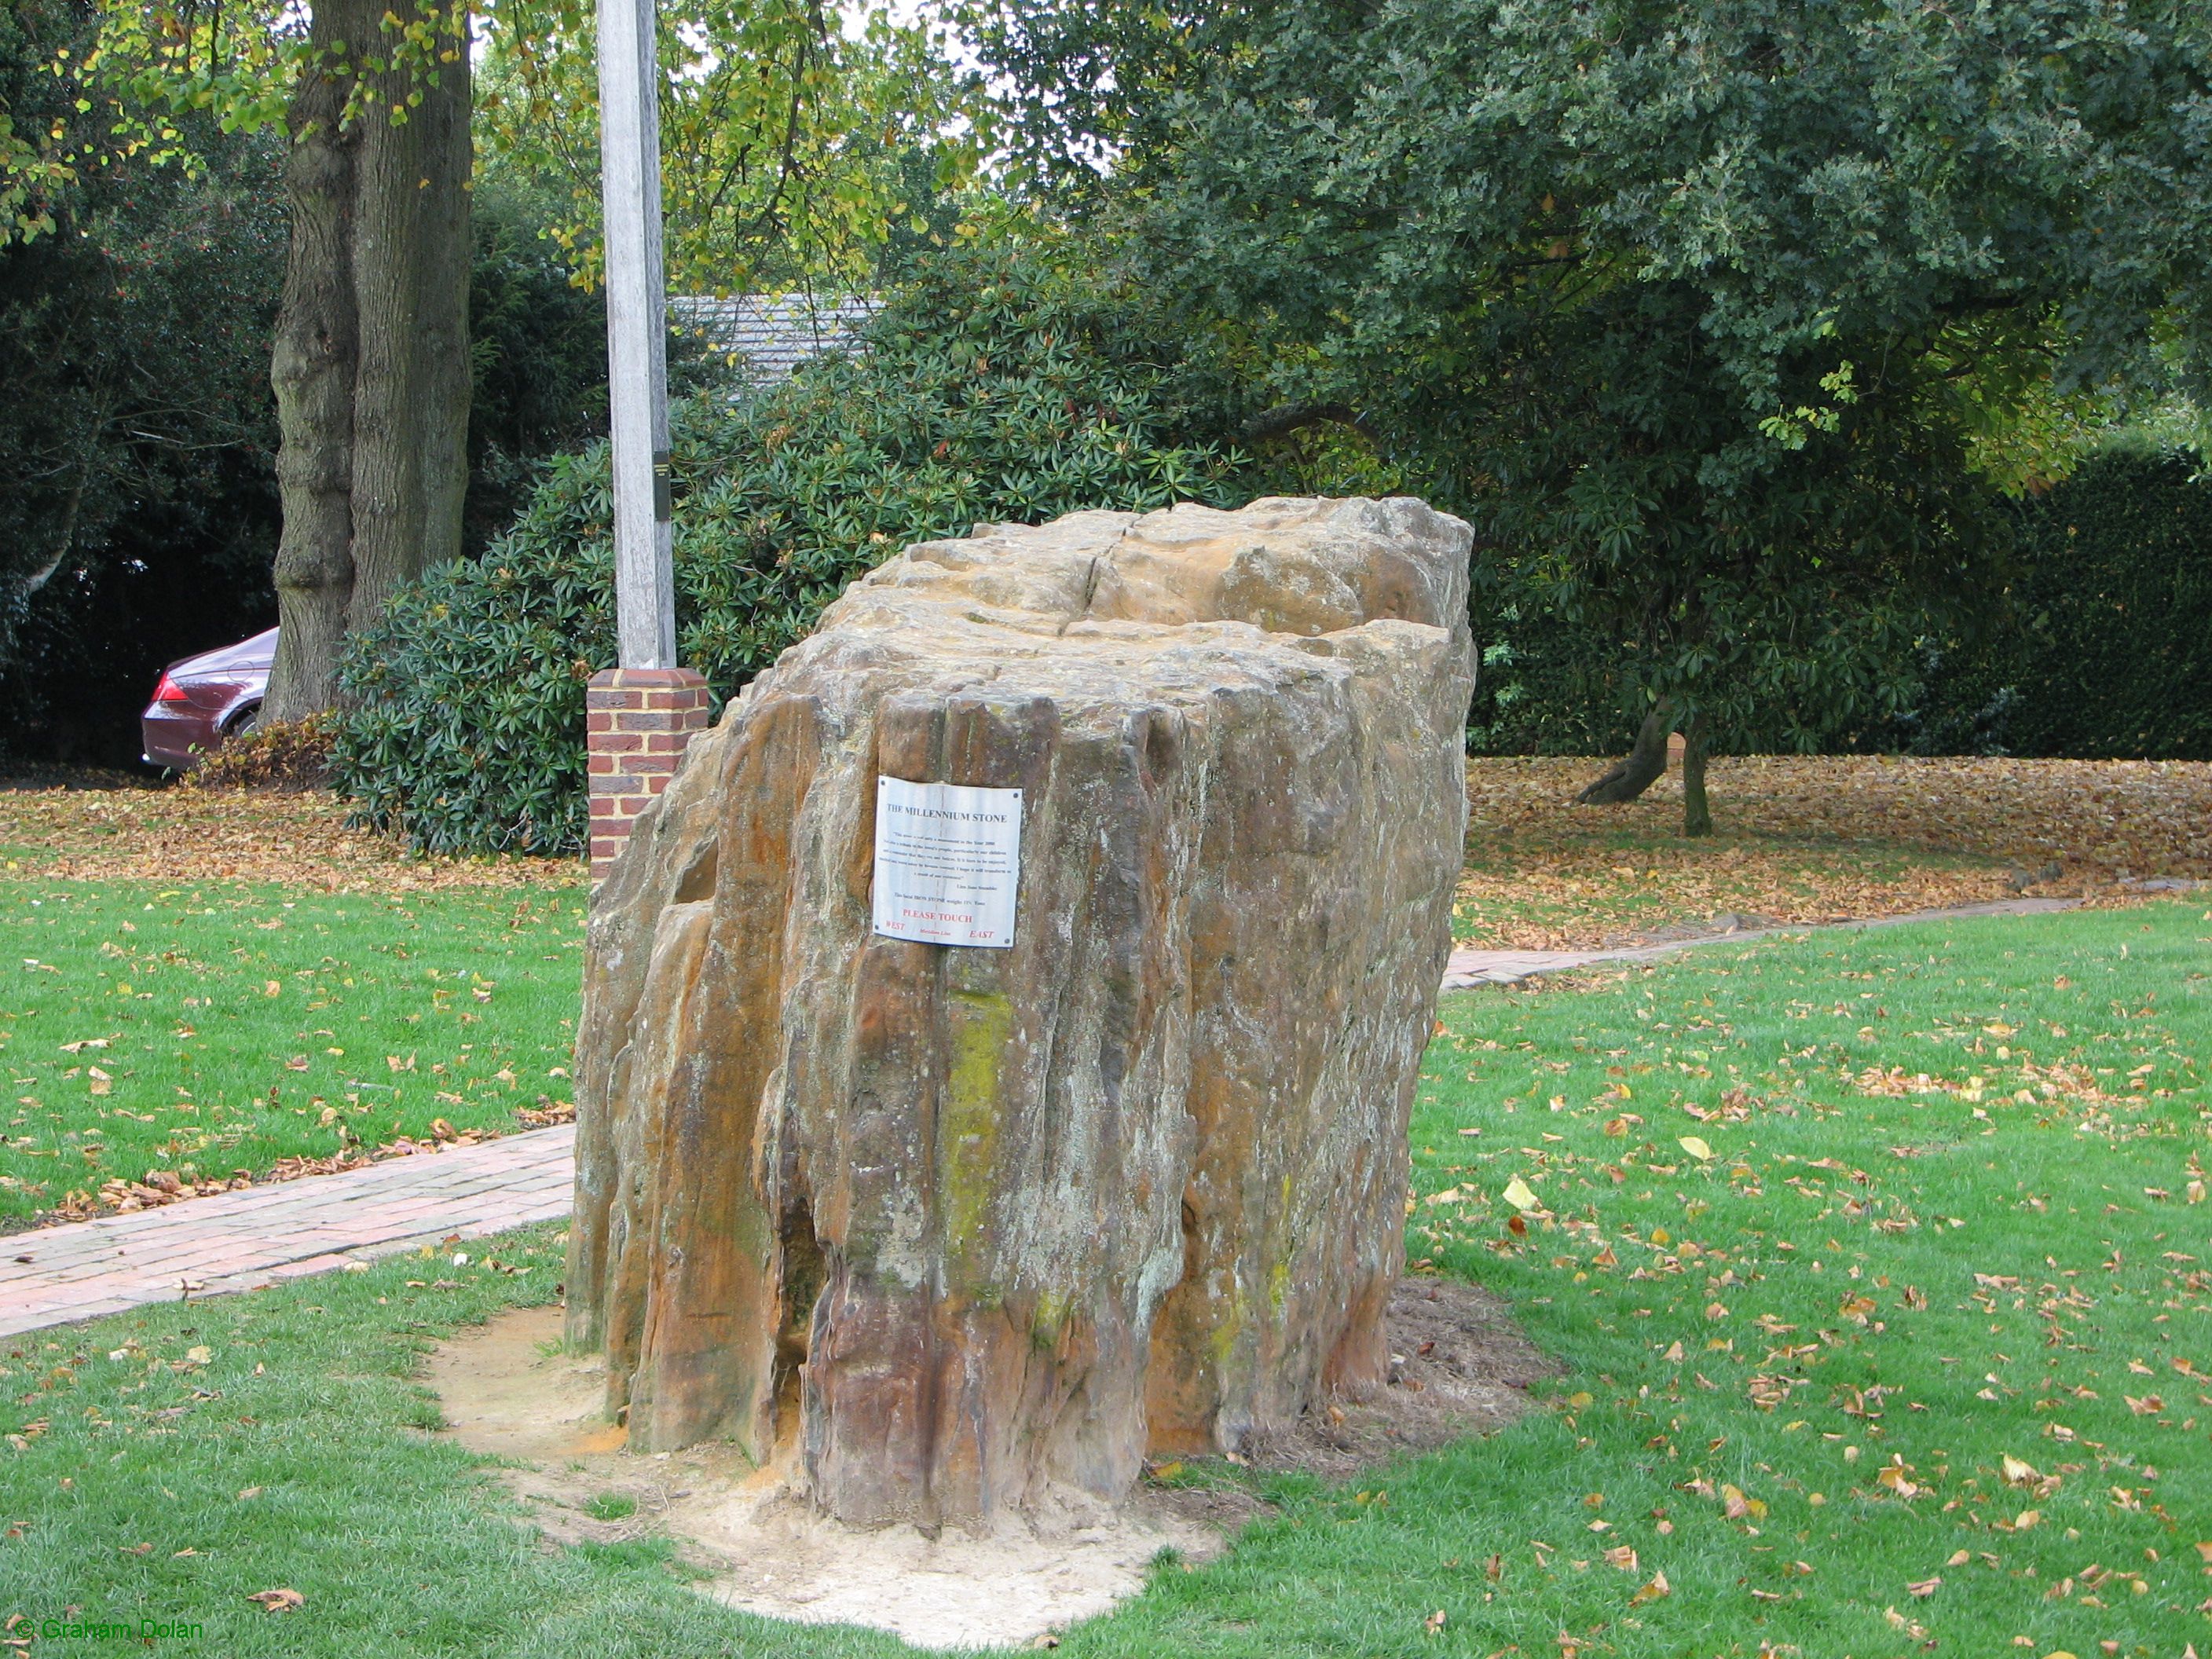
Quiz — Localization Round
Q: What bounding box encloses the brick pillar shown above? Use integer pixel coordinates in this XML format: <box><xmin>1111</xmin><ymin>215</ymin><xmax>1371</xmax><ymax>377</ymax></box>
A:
<box><xmin>587</xmin><ymin>668</ymin><xmax>711</xmax><ymax>881</ymax></box>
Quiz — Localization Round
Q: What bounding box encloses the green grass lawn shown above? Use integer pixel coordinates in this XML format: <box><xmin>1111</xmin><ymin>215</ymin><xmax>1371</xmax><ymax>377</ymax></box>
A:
<box><xmin>2</xmin><ymin>903</ymin><xmax>2207</xmax><ymax>1657</ymax></box>
<box><xmin>0</xmin><ymin>884</ymin><xmax>584</xmax><ymax>1225</ymax></box>
<box><xmin>1397</xmin><ymin>899</ymin><xmax>2212</xmax><ymax>1659</ymax></box>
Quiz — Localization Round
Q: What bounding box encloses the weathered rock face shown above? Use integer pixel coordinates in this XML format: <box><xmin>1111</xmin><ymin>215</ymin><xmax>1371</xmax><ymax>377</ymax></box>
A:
<box><xmin>567</xmin><ymin>496</ymin><xmax>1474</xmax><ymax>1530</ymax></box>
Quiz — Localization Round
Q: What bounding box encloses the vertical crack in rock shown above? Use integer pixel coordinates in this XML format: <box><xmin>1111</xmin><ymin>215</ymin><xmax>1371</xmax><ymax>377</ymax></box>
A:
<box><xmin>569</xmin><ymin>496</ymin><xmax>1475</xmax><ymax>1529</ymax></box>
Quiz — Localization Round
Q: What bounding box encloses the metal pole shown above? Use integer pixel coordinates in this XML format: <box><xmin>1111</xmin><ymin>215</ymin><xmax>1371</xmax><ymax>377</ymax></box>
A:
<box><xmin>598</xmin><ymin>0</ymin><xmax>676</xmax><ymax>669</ymax></box>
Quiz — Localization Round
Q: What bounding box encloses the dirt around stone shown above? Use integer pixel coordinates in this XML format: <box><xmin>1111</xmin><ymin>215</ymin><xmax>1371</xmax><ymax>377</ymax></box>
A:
<box><xmin>428</xmin><ymin>1304</ymin><xmax>1228</xmax><ymax>1650</ymax></box>
<box><xmin>428</xmin><ymin>1280</ymin><xmax>1556</xmax><ymax>1650</ymax></box>
<box><xmin>1238</xmin><ymin>1276</ymin><xmax>1562</xmax><ymax>1481</ymax></box>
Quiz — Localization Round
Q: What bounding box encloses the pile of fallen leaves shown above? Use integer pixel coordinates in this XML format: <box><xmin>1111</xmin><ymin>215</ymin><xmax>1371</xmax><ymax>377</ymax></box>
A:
<box><xmin>1458</xmin><ymin>756</ymin><xmax>2210</xmax><ymax>950</ymax></box>
<box><xmin>513</xmin><ymin>1097</ymin><xmax>576</xmax><ymax>1128</ymax></box>
<box><xmin>178</xmin><ymin>712</ymin><xmax>336</xmax><ymax>793</ymax></box>
<box><xmin>0</xmin><ymin>782</ymin><xmax>580</xmax><ymax>892</ymax></box>
<box><xmin>57</xmin><ymin>1169</ymin><xmax>258</xmax><ymax>1218</ymax></box>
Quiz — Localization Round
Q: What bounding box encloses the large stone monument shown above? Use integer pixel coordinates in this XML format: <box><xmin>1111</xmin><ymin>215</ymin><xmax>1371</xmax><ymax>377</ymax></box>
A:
<box><xmin>567</xmin><ymin>496</ymin><xmax>1475</xmax><ymax>1530</ymax></box>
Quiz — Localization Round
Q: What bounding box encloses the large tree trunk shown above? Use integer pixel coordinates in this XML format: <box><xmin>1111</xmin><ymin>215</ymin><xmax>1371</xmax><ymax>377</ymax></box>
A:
<box><xmin>266</xmin><ymin>2</ymin><xmax>361</xmax><ymax>723</ymax></box>
<box><xmin>348</xmin><ymin>16</ymin><xmax>472</xmax><ymax>637</ymax></box>
<box><xmin>266</xmin><ymin>0</ymin><xmax>471</xmax><ymax>720</ymax></box>
<box><xmin>1574</xmin><ymin>705</ymin><xmax>1672</xmax><ymax>804</ymax></box>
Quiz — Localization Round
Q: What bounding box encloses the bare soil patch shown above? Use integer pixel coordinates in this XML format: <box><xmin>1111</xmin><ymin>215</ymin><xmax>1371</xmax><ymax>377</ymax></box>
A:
<box><xmin>1240</xmin><ymin>1276</ymin><xmax>1561</xmax><ymax>1481</ymax></box>
<box><xmin>0</xmin><ymin>782</ymin><xmax>575</xmax><ymax>891</ymax></box>
<box><xmin>1459</xmin><ymin>755</ymin><xmax>2210</xmax><ymax>950</ymax></box>
<box><xmin>430</xmin><ymin>1281</ymin><xmax>1552</xmax><ymax>1650</ymax></box>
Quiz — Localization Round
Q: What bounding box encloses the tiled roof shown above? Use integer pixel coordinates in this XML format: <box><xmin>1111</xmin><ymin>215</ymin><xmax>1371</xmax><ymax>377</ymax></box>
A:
<box><xmin>669</xmin><ymin>293</ymin><xmax>881</xmax><ymax>389</ymax></box>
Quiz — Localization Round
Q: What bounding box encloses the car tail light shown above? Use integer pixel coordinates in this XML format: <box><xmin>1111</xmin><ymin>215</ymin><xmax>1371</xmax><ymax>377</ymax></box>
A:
<box><xmin>152</xmin><ymin>672</ymin><xmax>190</xmax><ymax>705</ymax></box>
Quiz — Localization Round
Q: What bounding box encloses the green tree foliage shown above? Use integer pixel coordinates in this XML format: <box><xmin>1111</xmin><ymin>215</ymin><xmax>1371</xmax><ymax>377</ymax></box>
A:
<box><xmin>466</xmin><ymin>179</ymin><xmax>755</xmax><ymax>552</ymax></box>
<box><xmin>0</xmin><ymin>0</ymin><xmax>286</xmax><ymax>763</ymax></box>
<box><xmin>474</xmin><ymin>0</ymin><xmax>980</xmax><ymax>296</ymax></box>
<box><xmin>40</xmin><ymin>0</ymin><xmax>980</xmax><ymax>720</ymax></box>
<box><xmin>332</xmin><ymin>245</ymin><xmax>1251</xmax><ymax>855</ymax></box>
<box><xmin>51</xmin><ymin>0</ymin><xmax>980</xmax><ymax>296</ymax></box>
<box><xmin>979</xmin><ymin>0</ymin><xmax>2212</xmax><ymax>822</ymax></box>
<box><xmin>1</xmin><ymin>11</ymin><xmax>75</xmax><ymax>244</ymax></box>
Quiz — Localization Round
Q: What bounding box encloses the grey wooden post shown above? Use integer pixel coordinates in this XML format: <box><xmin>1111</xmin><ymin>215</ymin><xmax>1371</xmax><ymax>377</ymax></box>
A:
<box><xmin>598</xmin><ymin>0</ymin><xmax>676</xmax><ymax>669</ymax></box>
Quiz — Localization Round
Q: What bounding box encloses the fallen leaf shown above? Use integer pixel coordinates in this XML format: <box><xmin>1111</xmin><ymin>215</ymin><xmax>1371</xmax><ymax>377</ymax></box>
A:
<box><xmin>1628</xmin><ymin>1569</ymin><xmax>1670</xmax><ymax>1606</ymax></box>
<box><xmin>1501</xmin><ymin>1177</ymin><xmax>1541</xmax><ymax>1212</ymax></box>
<box><xmin>1678</xmin><ymin>1135</ymin><xmax>1713</xmax><ymax>1161</ymax></box>
<box><xmin>1720</xmin><ymin>1482</ymin><xmax>1767</xmax><ymax>1520</ymax></box>
<box><xmin>1876</xmin><ymin>1460</ymin><xmax>1925</xmax><ymax>1500</ymax></box>
<box><xmin>1907</xmin><ymin>1575</ymin><xmax>1942</xmax><ymax>1597</ymax></box>
<box><xmin>246</xmin><ymin>1588</ymin><xmax>303</xmax><ymax>1613</ymax></box>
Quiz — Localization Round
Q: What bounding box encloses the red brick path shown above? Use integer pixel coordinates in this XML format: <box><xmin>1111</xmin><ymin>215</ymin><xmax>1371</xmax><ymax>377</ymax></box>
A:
<box><xmin>0</xmin><ymin>1126</ymin><xmax>573</xmax><ymax>1341</ymax></box>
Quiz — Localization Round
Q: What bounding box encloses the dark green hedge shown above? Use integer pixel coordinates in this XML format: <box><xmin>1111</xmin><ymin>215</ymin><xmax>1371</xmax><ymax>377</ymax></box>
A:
<box><xmin>1467</xmin><ymin>448</ymin><xmax>2212</xmax><ymax>761</ymax></box>
<box><xmin>1903</xmin><ymin>449</ymin><xmax>2212</xmax><ymax>760</ymax></box>
<box><xmin>331</xmin><ymin>247</ymin><xmax>1251</xmax><ymax>856</ymax></box>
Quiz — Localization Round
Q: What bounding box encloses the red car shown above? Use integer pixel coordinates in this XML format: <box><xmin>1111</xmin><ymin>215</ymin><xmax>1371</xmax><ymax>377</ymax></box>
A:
<box><xmin>141</xmin><ymin>626</ymin><xmax>275</xmax><ymax>770</ymax></box>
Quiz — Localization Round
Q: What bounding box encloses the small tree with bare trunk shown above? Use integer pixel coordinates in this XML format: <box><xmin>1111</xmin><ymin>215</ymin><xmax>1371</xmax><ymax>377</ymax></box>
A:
<box><xmin>1573</xmin><ymin>707</ymin><xmax>1711</xmax><ymax>837</ymax></box>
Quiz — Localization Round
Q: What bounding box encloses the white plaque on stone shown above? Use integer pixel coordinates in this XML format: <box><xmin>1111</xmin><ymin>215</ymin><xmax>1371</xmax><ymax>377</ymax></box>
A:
<box><xmin>870</xmin><ymin>777</ymin><xmax>1024</xmax><ymax>949</ymax></box>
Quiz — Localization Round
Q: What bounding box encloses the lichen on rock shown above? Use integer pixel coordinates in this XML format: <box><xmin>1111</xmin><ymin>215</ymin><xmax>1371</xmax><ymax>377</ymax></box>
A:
<box><xmin>568</xmin><ymin>495</ymin><xmax>1476</xmax><ymax>1529</ymax></box>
